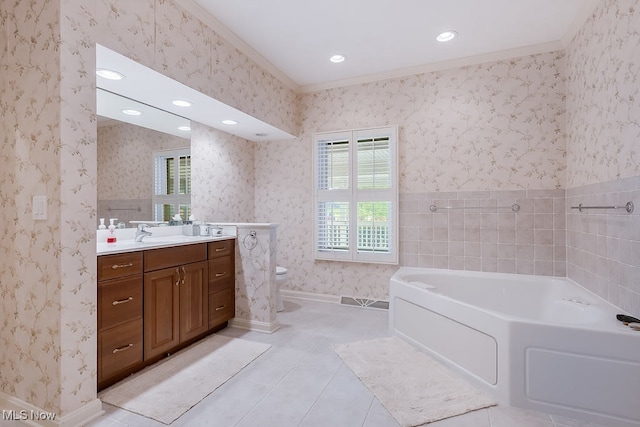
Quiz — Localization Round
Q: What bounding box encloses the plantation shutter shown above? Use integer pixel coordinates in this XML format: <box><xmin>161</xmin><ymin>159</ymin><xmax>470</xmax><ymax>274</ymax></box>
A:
<box><xmin>313</xmin><ymin>127</ymin><xmax>398</xmax><ymax>264</ymax></box>
<box><xmin>152</xmin><ymin>149</ymin><xmax>191</xmax><ymax>222</ymax></box>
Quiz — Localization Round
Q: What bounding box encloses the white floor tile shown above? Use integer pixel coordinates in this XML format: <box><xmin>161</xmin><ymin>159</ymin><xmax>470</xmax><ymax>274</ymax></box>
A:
<box><xmin>88</xmin><ymin>297</ymin><xmax>604</xmax><ymax>427</ymax></box>
<box><xmin>299</xmin><ymin>365</ymin><xmax>374</xmax><ymax>427</ymax></box>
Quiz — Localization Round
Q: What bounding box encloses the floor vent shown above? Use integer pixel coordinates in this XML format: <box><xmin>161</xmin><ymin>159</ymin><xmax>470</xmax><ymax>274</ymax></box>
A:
<box><xmin>340</xmin><ymin>296</ymin><xmax>389</xmax><ymax>310</ymax></box>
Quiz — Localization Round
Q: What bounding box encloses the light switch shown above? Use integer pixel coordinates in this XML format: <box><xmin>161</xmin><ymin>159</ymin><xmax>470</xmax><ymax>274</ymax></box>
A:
<box><xmin>33</xmin><ymin>196</ymin><xmax>47</xmax><ymax>220</ymax></box>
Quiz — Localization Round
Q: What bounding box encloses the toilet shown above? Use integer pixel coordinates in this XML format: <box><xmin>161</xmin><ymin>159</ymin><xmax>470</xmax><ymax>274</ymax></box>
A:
<box><xmin>275</xmin><ymin>266</ymin><xmax>287</xmax><ymax>312</ymax></box>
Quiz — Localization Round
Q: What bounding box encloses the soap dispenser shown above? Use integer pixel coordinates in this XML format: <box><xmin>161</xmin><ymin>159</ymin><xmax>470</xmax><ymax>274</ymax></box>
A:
<box><xmin>98</xmin><ymin>218</ymin><xmax>106</xmax><ymax>230</ymax></box>
<box><xmin>107</xmin><ymin>218</ymin><xmax>117</xmax><ymax>244</ymax></box>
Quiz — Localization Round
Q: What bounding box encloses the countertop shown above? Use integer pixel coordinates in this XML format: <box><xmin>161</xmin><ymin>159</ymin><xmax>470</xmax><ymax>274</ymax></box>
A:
<box><xmin>96</xmin><ymin>223</ymin><xmax>238</xmax><ymax>256</ymax></box>
<box><xmin>97</xmin><ymin>234</ymin><xmax>236</xmax><ymax>256</ymax></box>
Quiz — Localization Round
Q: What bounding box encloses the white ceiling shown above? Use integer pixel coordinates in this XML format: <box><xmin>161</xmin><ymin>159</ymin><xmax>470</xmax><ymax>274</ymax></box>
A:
<box><xmin>182</xmin><ymin>0</ymin><xmax>599</xmax><ymax>91</ymax></box>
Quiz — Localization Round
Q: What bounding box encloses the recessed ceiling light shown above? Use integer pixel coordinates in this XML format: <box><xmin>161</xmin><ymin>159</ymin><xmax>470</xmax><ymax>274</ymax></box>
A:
<box><xmin>96</xmin><ymin>68</ymin><xmax>125</xmax><ymax>80</ymax></box>
<box><xmin>122</xmin><ymin>109</ymin><xmax>142</xmax><ymax>116</ymax></box>
<box><xmin>172</xmin><ymin>100</ymin><xmax>191</xmax><ymax>107</ymax></box>
<box><xmin>436</xmin><ymin>30</ymin><xmax>457</xmax><ymax>42</ymax></box>
<box><xmin>222</xmin><ymin>119</ymin><xmax>238</xmax><ymax>125</ymax></box>
<box><xmin>329</xmin><ymin>54</ymin><xmax>345</xmax><ymax>63</ymax></box>
<box><xmin>178</xmin><ymin>126</ymin><xmax>191</xmax><ymax>131</ymax></box>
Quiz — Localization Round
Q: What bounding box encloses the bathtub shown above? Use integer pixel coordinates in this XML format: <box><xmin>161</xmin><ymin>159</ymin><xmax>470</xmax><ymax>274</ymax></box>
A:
<box><xmin>389</xmin><ymin>267</ymin><xmax>640</xmax><ymax>427</ymax></box>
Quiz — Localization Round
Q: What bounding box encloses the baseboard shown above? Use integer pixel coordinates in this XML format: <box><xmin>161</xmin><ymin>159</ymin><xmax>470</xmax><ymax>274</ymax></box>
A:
<box><xmin>229</xmin><ymin>317</ymin><xmax>281</xmax><ymax>334</ymax></box>
<box><xmin>0</xmin><ymin>392</ymin><xmax>103</xmax><ymax>427</ymax></box>
<box><xmin>280</xmin><ymin>289</ymin><xmax>341</xmax><ymax>304</ymax></box>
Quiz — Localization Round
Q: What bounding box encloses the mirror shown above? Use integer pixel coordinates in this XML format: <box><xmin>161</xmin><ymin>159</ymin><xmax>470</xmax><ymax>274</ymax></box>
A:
<box><xmin>95</xmin><ymin>44</ymin><xmax>296</xmax><ymax>228</ymax></box>
<box><xmin>97</xmin><ymin>95</ymin><xmax>191</xmax><ymax>227</ymax></box>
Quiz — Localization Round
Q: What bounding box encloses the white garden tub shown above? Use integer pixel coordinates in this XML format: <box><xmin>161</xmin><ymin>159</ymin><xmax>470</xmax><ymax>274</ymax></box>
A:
<box><xmin>389</xmin><ymin>267</ymin><xmax>640</xmax><ymax>427</ymax></box>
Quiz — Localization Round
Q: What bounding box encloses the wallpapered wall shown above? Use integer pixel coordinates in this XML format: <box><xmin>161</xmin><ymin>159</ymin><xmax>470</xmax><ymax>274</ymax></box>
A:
<box><xmin>2</xmin><ymin>0</ymin><xmax>638</xmax><ymax>421</ymax></box>
<box><xmin>1</xmin><ymin>0</ymin><xmax>297</xmax><ymax>418</ymax></box>
<box><xmin>1</xmin><ymin>0</ymin><xmax>99</xmax><ymax>416</ymax></box>
<box><xmin>255</xmin><ymin>49</ymin><xmax>568</xmax><ymax>299</ymax></box>
<box><xmin>190</xmin><ymin>122</ymin><xmax>256</xmax><ymax>223</ymax></box>
<box><xmin>566</xmin><ymin>0</ymin><xmax>640</xmax><ymax>187</ymax></box>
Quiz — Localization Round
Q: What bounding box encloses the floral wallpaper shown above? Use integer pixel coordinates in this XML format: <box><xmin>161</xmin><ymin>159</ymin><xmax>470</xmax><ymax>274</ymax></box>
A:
<box><xmin>1</xmin><ymin>0</ymin><xmax>296</xmax><ymax>420</ymax></box>
<box><xmin>234</xmin><ymin>226</ymin><xmax>279</xmax><ymax>328</ymax></box>
<box><xmin>1</xmin><ymin>0</ymin><xmax>100</xmax><ymax>416</ymax></box>
<box><xmin>2</xmin><ymin>0</ymin><xmax>639</xmax><ymax>422</ymax></box>
<box><xmin>255</xmin><ymin>50</ymin><xmax>568</xmax><ymax>300</ymax></box>
<box><xmin>190</xmin><ymin>122</ymin><xmax>255</xmax><ymax>223</ymax></box>
<box><xmin>566</xmin><ymin>0</ymin><xmax>640</xmax><ymax>187</ymax></box>
<box><xmin>1</xmin><ymin>0</ymin><xmax>66</xmax><ymax>414</ymax></box>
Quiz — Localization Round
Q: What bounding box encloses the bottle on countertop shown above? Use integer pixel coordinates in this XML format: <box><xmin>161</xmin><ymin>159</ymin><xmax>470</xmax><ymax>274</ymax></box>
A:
<box><xmin>107</xmin><ymin>218</ymin><xmax>117</xmax><ymax>244</ymax></box>
<box><xmin>98</xmin><ymin>218</ymin><xmax>106</xmax><ymax>230</ymax></box>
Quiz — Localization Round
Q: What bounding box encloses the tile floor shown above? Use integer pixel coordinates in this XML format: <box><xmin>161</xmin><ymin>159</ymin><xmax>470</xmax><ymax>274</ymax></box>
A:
<box><xmin>84</xmin><ymin>298</ymin><xmax>605</xmax><ymax>427</ymax></box>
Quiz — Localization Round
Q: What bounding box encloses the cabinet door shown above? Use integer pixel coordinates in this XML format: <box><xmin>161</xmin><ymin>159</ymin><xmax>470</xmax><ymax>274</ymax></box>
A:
<box><xmin>144</xmin><ymin>268</ymin><xmax>180</xmax><ymax>360</ymax></box>
<box><xmin>179</xmin><ymin>260</ymin><xmax>209</xmax><ymax>342</ymax></box>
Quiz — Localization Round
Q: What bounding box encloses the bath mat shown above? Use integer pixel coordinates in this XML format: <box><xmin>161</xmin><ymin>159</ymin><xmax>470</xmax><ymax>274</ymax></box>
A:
<box><xmin>333</xmin><ymin>336</ymin><xmax>496</xmax><ymax>426</ymax></box>
<box><xmin>99</xmin><ymin>335</ymin><xmax>270</xmax><ymax>425</ymax></box>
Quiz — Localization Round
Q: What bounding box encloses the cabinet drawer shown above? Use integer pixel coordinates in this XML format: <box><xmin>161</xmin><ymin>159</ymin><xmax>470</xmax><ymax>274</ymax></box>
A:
<box><xmin>98</xmin><ymin>319</ymin><xmax>143</xmax><ymax>383</ymax></box>
<box><xmin>98</xmin><ymin>276</ymin><xmax>143</xmax><ymax>331</ymax></box>
<box><xmin>208</xmin><ymin>256</ymin><xmax>234</xmax><ymax>292</ymax></box>
<box><xmin>98</xmin><ymin>252</ymin><xmax>143</xmax><ymax>281</ymax></box>
<box><xmin>208</xmin><ymin>239</ymin><xmax>234</xmax><ymax>259</ymax></box>
<box><xmin>144</xmin><ymin>243</ymin><xmax>207</xmax><ymax>272</ymax></box>
<box><xmin>209</xmin><ymin>288</ymin><xmax>235</xmax><ymax>329</ymax></box>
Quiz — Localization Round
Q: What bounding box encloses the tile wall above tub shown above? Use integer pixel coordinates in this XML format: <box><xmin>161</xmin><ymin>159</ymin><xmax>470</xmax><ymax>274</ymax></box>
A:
<box><xmin>566</xmin><ymin>175</ymin><xmax>640</xmax><ymax>316</ymax></box>
<box><xmin>399</xmin><ymin>189</ymin><xmax>566</xmax><ymax>277</ymax></box>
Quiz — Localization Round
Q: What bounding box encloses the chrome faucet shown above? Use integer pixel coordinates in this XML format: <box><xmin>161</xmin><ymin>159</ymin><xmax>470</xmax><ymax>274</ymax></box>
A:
<box><xmin>135</xmin><ymin>224</ymin><xmax>153</xmax><ymax>242</ymax></box>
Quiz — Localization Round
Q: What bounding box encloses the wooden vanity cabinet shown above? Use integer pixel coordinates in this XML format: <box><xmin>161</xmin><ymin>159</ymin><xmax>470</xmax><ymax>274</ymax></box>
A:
<box><xmin>207</xmin><ymin>239</ymin><xmax>236</xmax><ymax>329</ymax></box>
<box><xmin>143</xmin><ymin>244</ymin><xmax>208</xmax><ymax>360</ymax></box>
<box><xmin>97</xmin><ymin>238</ymin><xmax>236</xmax><ymax>390</ymax></box>
<box><xmin>97</xmin><ymin>252</ymin><xmax>144</xmax><ymax>389</ymax></box>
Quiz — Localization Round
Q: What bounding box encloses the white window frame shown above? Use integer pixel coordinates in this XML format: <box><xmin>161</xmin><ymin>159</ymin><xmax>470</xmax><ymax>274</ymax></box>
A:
<box><xmin>313</xmin><ymin>126</ymin><xmax>398</xmax><ymax>264</ymax></box>
<box><xmin>152</xmin><ymin>148</ymin><xmax>191</xmax><ymax>221</ymax></box>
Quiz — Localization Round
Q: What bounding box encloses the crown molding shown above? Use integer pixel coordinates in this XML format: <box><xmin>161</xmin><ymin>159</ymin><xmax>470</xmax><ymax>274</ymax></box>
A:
<box><xmin>174</xmin><ymin>0</ymin><xmax>300</xmax><ymax>93</ymax></box>
<box><xmin>560</xmin><ymin>0</ymin><xmax>601</xmax><ymax>47</ymax></box>
<box><xmin>174</xmin><ymin>0</ymin><xmax>595</xmax><ymax>95</ymax></box>
<box><xmin>299</xmin><ymin>41</ymin><xmax>564</xmax><ymax>93</ymax></box>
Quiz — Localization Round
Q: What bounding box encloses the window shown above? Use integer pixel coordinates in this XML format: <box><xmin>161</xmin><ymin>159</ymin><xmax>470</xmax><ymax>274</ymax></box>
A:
<box><xmin>313</xmin><ymin>126</ymin><xmax>398</xmax><ymax>264</ymax></box>
<box><xmin>153</xmin><ymin>149</ymin><xmax>191</xmax><ymax>221</ymax></box>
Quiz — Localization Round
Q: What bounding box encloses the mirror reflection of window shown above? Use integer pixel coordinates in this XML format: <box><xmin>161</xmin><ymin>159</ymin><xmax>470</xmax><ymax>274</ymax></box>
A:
<box><xmin>153</xmin><ymin>149</ymin><xmax>191</xmax><ymax>221</ymax></box>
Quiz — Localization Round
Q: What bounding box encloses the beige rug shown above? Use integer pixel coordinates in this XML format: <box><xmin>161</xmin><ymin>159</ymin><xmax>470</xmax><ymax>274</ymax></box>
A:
<box><xmin>333</xmin><ymin>336</ymin><xmax>496</xmax><ymax>426</ymax></box>
<box><xmin>99</xmin><ymin>334</ymin><xmax>270</xmax><ymax>424</ymax></box>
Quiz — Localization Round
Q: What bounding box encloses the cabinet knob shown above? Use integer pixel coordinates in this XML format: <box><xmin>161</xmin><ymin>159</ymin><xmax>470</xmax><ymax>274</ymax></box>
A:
<box><xmin>112</xmin><ymin>343</ymin><xmax>134</xmax><ymax>354</ymax></box>
<box><xmin>112</xmin><ymin>296</ymin><xmax>133</xmax><ymax>306</ymax></box>
<box><xmin>215</xmin><ymin>305</ymin><xmax>226</xmax><ymax>311</ymax></box>
<box><xmin>214</xmin><ymin>247</ymin><xmax>225</xmax><ymax>252</ymax></box>
<box><xmin>215</xmin><ymin>272</ymin><xmax>226</xmax><ymax>278</ymax></box>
